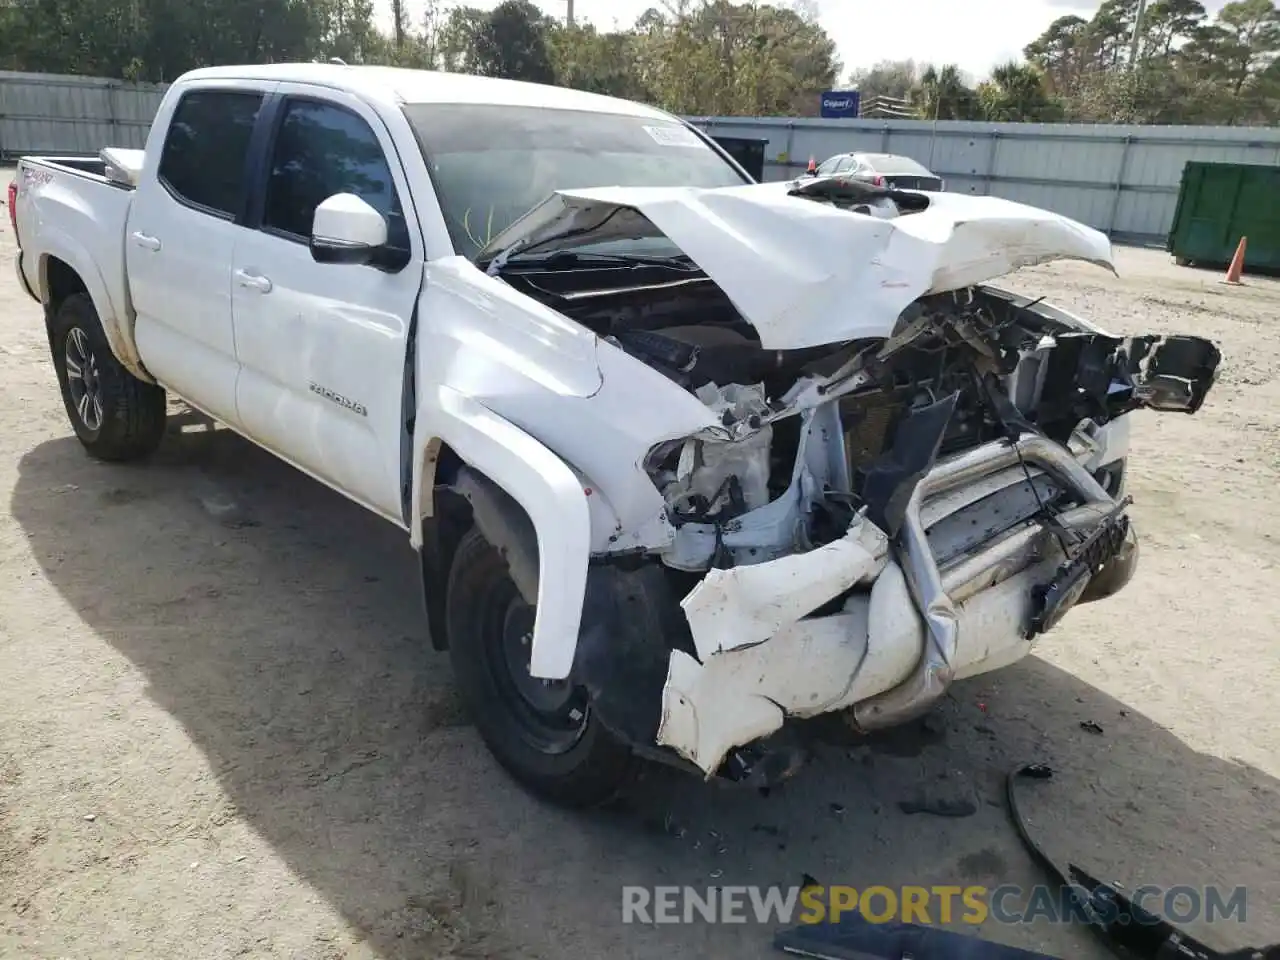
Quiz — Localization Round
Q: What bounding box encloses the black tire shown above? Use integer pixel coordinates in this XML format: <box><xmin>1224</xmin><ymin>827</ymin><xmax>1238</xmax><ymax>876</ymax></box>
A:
<box><xmin>49</xmin><ymin>293</ymin><xmax>166</xmax><ymax>462</ymax></box>
<box><xmin>446</xmin><ymin>527</ymin><xmax>635</xmax><ymax>807</ymax></box>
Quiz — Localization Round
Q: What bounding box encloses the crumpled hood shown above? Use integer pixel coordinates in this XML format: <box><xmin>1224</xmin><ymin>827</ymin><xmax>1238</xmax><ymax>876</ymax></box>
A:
<box><xmin>482</xmin><ymin>180</ymin><xmax>1116</xmax><ymax>350</ymax></box>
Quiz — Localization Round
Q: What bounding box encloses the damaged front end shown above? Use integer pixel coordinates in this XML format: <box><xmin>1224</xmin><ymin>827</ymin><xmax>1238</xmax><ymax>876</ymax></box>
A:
<box><xmin>480</xmin><ymin>178</ymin><xmax>1222</xmax><ymax>784</ymax></box>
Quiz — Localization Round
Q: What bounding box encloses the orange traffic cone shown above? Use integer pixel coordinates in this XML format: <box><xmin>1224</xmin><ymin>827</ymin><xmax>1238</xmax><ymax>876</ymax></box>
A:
<box><xmin>1223</xmin><ymin>236</ymin><xmax>1247</xmax><ymax>285</ymax></box>
<box><xmin>806</xmin><ymin>155</ymin><xmax>817</xmax><ymax>175</ymax></box>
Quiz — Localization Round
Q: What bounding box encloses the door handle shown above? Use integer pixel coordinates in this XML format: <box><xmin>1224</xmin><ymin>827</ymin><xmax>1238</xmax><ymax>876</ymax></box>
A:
<box><xmin>130</xmin><ymin>231</ymin><xmax>161</xmax><ymax>252</ymax></box>
<box><xmin>234</xmin><ymin>269</ymin><xmax>273</xmax><ymax>294</ymax></box>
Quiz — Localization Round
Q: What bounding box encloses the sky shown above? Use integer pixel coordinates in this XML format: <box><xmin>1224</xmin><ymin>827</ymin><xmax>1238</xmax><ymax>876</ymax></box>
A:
<box><xmin>376</xmin><ymin>0</ymin><xmax>1117</xmax><ymax>80</ymax></box>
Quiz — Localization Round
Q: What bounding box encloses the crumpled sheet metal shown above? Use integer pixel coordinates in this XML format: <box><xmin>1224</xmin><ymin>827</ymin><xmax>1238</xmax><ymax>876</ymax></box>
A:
<box><xmin>679</xmin><ymin>515</ymin><xmax>889</xmax><ymax>661</ymax></box>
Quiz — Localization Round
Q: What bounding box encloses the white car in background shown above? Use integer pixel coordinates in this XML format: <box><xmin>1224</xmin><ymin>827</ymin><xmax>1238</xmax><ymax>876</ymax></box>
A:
<box><xmin>812</xmin><ymin>151</ymin><xmax>946</xmax><ymax>191</ymax></box>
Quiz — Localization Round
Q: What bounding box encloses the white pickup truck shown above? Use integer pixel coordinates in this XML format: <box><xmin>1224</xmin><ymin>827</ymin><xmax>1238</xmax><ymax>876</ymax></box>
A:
<box><xmin>10</xmin><ymin>63</ymin><xmax>1220</xmax><ymax>806</ymax></box>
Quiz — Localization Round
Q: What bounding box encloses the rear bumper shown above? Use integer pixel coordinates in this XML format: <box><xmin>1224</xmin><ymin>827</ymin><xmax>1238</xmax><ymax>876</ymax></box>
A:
<box><xmin>656</xmin><ymin>432</ymin><xmax>1133</xmax><ymax>776</ymax></box>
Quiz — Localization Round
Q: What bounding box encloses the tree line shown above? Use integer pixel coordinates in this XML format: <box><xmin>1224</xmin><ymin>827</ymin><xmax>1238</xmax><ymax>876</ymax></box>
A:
<box><xmin>0</xmin><ymin>0</ymin><xmax>1276</xmax><ymax>126</ymax></box>
<box><xmin>0</xmin><ymin>0</ymin><xmax>840</xmax><ymax>118</ymax></box>
<box><xmin>854</xmin><ymin>0</ymin><xmax>1280</xmax><ymax>126</ymax></box>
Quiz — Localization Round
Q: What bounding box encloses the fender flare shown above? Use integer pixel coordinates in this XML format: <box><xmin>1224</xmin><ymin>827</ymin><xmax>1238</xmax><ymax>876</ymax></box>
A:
<box><xmin>410</xmin><ymin>386</ymin><xmax>591</xmax><ymax>680</ymax></box>
<box><xmin>37</xmin><ymin>237</ymin><xmax>149</xmax><ymax>380</ymax></box>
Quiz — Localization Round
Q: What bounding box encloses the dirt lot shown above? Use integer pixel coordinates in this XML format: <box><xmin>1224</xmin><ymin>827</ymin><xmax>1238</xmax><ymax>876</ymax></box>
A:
<box><xmin>1</xmin><ymin>176</ymin><xmax>1278</xmax><ymax>959</ymax></box>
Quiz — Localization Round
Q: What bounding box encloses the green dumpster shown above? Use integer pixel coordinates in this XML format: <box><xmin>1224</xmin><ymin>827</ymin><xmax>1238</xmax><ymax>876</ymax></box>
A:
<box><xmin>1167</xmin><ymin>161</ymin><xmax>1280</xmax><ymax>270</ymax></box>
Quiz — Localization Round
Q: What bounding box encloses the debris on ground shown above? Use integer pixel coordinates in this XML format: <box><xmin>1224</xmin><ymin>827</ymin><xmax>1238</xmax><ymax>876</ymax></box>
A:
<box><xmin>897</xmin><ymin>796</ymin><xmax>979</xmax><ymax>818</ymax></box>
<box><xmin>894</xmin><ymin>768</ymin><xmax>980</xmax><ymax>818</ymax></box>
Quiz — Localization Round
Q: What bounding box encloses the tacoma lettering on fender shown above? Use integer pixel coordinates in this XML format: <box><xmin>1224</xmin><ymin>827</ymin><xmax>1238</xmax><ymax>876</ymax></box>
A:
<box><xmin>10</xmin><ymin>64</ymin><xmax>1220</xmax><ymax>807</ymax></box>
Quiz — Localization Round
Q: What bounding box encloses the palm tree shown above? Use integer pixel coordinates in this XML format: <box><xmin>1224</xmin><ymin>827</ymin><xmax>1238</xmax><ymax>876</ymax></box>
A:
<box><xmin>913</xmin><ymin>64</ymin><xmax>978</xmax><ymax>119</ymax></box>
<box><xmin>980</xmin><ymin>61</ymin><xmax>1063</xmax><ymax>120</ymax></box>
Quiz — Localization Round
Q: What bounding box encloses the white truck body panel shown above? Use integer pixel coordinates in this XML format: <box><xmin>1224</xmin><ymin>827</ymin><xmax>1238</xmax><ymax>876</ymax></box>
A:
<box><xmin>15</xmin><ymin>161</ymin><xmax>141</xmax><ymax>373</ymax></box>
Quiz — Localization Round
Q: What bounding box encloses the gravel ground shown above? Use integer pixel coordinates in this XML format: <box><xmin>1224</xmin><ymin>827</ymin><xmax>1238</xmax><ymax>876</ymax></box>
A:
<box><xmin>2</xmin><ymin>176</ymin><xmax>1278</xmax><ymax>959</ymax></box>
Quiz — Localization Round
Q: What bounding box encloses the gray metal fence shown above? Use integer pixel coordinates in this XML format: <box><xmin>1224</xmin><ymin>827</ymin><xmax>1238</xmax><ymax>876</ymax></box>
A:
<box><xmin>0</xmin><ymin>70</ymin><xmax>166</xmax><ymax>159</ymax></box>
<box><xmin>689</xmin><ymin>115</ymin><xmax>1280</xmax><ymax>245</ymax></box>
<box><xmin>5</xmin><ymin>68</ymin><xmax>1280</xmax><ymax>246</ymax></box>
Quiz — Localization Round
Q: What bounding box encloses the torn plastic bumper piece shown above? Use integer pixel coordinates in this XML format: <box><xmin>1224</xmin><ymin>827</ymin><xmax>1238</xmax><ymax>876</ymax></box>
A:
<box><xmin>1035</xmin><ymin>332</ymin><xmax>1221</xmax><ymax>442</ymax></box>
<box><xmin>655</xmin><ymin>431</ymin><xmax>1124</xmax><ymax>776</ymax></box>
<box><xmin>657</xmin><ymin>517</ymin><xmax>892</xmax><ymax>774</ymax></box>
<box><xmin>679</xmin><ymin>514</ymin><xmax>890</xmax><ymax>660</ymax></box>
<box><xmin>1130</xmin><ymin>334</ymin><xmax>1221</xmax><ymax>414</ymax></box>
<box><xmin>571</xmin><ymin>561</ymin><xmax>813</xmax><ymax>788</ymax></box>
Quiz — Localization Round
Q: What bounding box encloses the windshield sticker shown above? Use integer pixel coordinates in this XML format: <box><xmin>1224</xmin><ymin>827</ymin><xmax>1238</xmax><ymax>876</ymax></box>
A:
<box><xmin>644</xmin><ymin>125</ymin><xmax>704</xmax><ymax>148</ymax></box>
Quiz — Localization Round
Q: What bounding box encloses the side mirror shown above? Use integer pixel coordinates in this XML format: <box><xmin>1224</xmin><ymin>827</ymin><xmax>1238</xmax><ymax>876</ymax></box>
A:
<box><xmin>310</xmin><ymin>193</ymin><xmax>388</xmax><ymax>266</ymax></box>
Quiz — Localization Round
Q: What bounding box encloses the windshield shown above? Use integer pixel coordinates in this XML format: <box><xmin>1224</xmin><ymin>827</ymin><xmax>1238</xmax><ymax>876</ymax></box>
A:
<box><xmin>402</xmin><ymin>104</ymin><xmax>749</xmax><ymax>260</ymax></box>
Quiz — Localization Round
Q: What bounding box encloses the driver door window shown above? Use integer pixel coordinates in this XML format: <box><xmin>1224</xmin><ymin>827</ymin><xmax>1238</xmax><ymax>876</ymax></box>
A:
<box><xmin>262</xmin><ymin>99</ymin><xmax>409</xmax><ymax>256</ymax></box>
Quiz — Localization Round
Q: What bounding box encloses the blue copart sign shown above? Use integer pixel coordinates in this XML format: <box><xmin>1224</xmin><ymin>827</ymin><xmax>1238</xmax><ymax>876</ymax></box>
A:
<box><xmin>819</xmin><ymin>91</ymin><xmax>861</xmax><ymax>118</ymax></box>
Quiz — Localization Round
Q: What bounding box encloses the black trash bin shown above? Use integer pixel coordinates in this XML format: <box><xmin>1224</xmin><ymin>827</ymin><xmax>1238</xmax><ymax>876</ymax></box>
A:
<box><xmin>710</xmin><ymin>135</ymin><xmax>768</xmax><ymax>183</ymax></box>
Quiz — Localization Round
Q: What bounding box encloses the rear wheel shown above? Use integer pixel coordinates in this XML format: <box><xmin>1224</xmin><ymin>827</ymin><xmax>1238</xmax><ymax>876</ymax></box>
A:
<box><xmin>445</xmin><ymin>527</ymin><xmax>635</xmax><ymax>807</ymax></box>
<box><xmin>49</xmin><ymin>293</ymin><xmax>166</xmax><ymax>461</ymax></box>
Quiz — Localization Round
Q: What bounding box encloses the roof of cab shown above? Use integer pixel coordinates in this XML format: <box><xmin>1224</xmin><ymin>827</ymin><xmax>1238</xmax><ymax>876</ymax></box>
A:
<box><xmin>176</xmin><ymin>63</ymin><xmax>674</xmax><ymax>120</ymax></box>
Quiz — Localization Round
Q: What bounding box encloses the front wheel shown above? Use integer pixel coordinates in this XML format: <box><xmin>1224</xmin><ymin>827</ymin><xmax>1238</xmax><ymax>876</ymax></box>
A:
<box><xmin>445</xmin><ymin>527</ymin><xmax>635</xmax><ymax>807</ymax></box>
<box><xmin>49</xmin><ymin>293</ymin><xmax>166</xmax><ymax>462</ymax></box>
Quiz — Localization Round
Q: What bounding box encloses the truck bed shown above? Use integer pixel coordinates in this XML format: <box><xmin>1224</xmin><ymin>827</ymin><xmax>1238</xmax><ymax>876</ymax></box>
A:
<box><xmin>26</xmin><ymin>148</ymin><xmax>144</xmax><ymax>188</ymax></box>
<box><xmin>32</xmin><ymin>156</ymin><xmax>112</xmax><ymax>178</ymax></box>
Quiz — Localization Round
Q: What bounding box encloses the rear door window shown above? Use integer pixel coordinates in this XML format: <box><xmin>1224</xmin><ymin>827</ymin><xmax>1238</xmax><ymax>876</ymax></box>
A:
<box><xmin>158</xmin><ymin>90</ymin><xmax>263</xmax><ymax>218</ymax></box>
<box><xmin>261</xmin><ymin>98</ymin><xmax>409</xmax><ymax>253</ymax></box>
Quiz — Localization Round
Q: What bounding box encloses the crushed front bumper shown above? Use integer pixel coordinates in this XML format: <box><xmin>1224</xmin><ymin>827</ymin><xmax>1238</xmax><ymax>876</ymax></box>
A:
<box><xmin>655</xmin><ymin>431</ymin><xmax>1135</xmax><ymax>776</ymax></box>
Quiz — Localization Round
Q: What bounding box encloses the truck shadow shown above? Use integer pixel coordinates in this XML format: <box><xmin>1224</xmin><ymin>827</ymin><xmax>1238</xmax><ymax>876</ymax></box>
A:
<box><xmin>11</xmin><ymin>420</ymin><xmax>1280</xmax><ymax>960</ymax></box>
